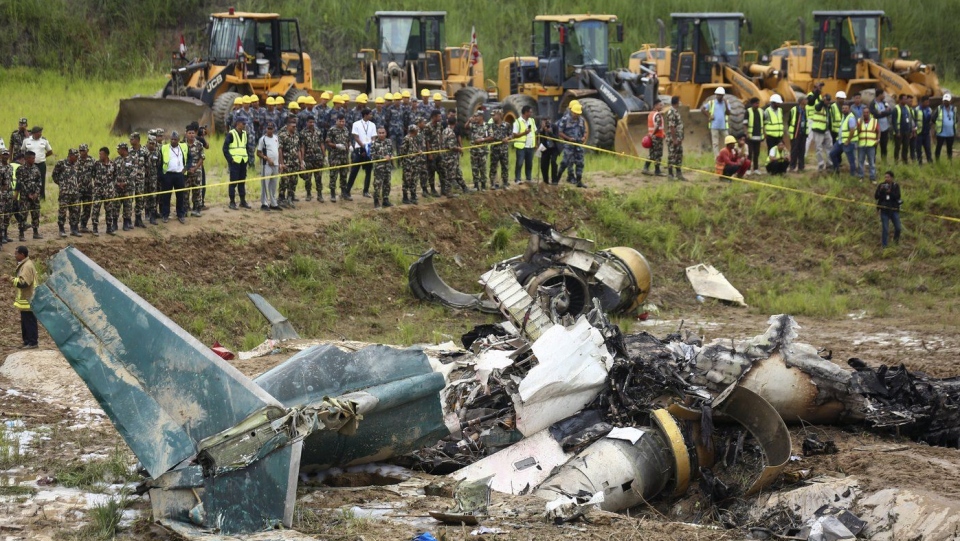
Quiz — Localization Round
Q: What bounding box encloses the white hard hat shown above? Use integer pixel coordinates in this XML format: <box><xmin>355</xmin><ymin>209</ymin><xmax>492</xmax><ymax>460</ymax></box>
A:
<box><xmin>715</xmin><ymin>87</ymin><xmax>726</xmax><ymax>95</ymax></box>
<box><xmin>945</xmin><ymin>93</ymin><xmax>953</xmax><ymax>102</ymax></box>
<box><xmin>769</xmin><ymin>94</ymin><xmax>783</xmax><ymax>104</ymax></box>
<box><xmin>835</xmin><ymin>91</ymin><xmax>847</xmax><ymax>99</ymax></box>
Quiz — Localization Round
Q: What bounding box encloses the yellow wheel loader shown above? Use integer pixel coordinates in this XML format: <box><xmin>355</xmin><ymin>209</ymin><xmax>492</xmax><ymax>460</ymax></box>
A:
<box><xmin>113</xmin><ymin>9</ymin><xmax>319</xmax><ymax>135</ymax></box>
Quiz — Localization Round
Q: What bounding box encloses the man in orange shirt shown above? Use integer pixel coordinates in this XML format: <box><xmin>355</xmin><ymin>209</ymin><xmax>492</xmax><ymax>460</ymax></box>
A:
<box><xmin>716</xmin><ymin>135</ymin><xmax>750</xmax><ymax>180</ymax></box>
<box><xmin>643</xmin><ymin>101</ymin><xmax>666</xmax><ymax>176</ymax></box>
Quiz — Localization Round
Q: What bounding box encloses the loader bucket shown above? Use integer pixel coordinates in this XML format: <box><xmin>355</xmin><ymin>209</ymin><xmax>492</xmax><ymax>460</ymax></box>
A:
<box><xmin>613</xmin><ymin>106</ymin><xmax>713</xmax><ymax>158</ymax></box>
<box><xmin>112</xmin><ymin>96</ymin><xmax>214</xmax><ymax>136</ymax></box>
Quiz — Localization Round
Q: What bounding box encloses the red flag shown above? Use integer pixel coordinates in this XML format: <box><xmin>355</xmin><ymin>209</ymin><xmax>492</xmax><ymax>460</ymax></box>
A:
<box><xmin>236</xmin><ymin>36</ymin><xmax>244</xmax><ymax>58</ymax></box>
<box><xmin>469</xmin><ymin>26</ymin><xmax>480</xmax><ymax>66</ymax></box>
<box><xmin>179</xmin><ymin>34</ymin><xmax>186</xmax><ymax>58</ymax></box>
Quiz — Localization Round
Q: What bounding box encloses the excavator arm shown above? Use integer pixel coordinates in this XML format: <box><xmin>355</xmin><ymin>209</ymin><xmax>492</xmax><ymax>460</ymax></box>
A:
<box><xmin>865</xmin><ymin>60</ymin><xmax>931</xmax><ymax>100</ymax></box>
<box><xmin>722</xmin><ymin>64</ymin><xmax>766</xmax><ymax>103</ymax></box>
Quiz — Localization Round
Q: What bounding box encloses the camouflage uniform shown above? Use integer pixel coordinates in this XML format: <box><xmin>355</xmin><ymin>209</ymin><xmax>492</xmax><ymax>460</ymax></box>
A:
<box><xmin>557</xmin><ymin>114</ymin><xmax>586</xmax><ymax>184</ymax></box>
<box><xmin>296</xmin><ymin>108</ymin><xmax>316</xmax><ymax>132</ymax></box>
<box><xmin>665</xmin><ymin>106</ymin><xmax>685</xmax><ymax>174</ymax></box>
<box><xmin>186</xmin><ymin>138</ymin><xmax>205</xmax><ymax>212</ymax></box>
<box><xmin>144</xmin><ymin>146</ymin><xmax>160</xmax><ymax>220</ymax></box>
<box><xmin>9</xmin><ymin>129</ymin><xmax>26</xmax><ymax>161</ymax></box>
<box><xmin>488</xmin><ymin>120</ymin><xmax>513</xmax><ymax>188</ymax></box>
<box><xmin>468</xmin><ymin>121</ymin><xmax>492</xmax><ymax>189</ymax></box>
<box><xmin>277</xmin><ymin>129</ymin><xmax>301</xmax><ymax>203</ymax></box>
<box><xmin>77</xmin><ymin>151</ymin><xmax>96</xmax><ymax>230</ymax></box>
<box><xmin>388</xmin><ymin>105</ymin><xmax>407</xmax><ymax>153</ymax></box>
<box><xmin>15</xmin><ymin>163</ymin><xmax>42</xmax><ymax>236</ymax></box>
<box><xmin>369</xmin><ymin>137</ymin><xmax>394</xmax><ymax>205</ymax></box>
<box><xmin>345</xmin><ymin>107</ymin><xmax>363</xmax><ymax>130</ymax></box>
<box><xmin>424</xmin><ymin>120</ymin><xmax>445</xmax><ymax>194</ymax></box>
<box><xmin>372</xmin><ymin>107</ymin><xmax>389</xmax><ymax>130</ymax></box>
<box><xmin>647</xmin><ymin>110</ymin><xmax>665</xmax><ymax>171</ymax></box>
<box><xmin>0</xmin><ymin>161</ymin><xmax>14</xmax><ymax>238</ymax></box>
<box><xmin>113</xmin><ymin>153</ymin><xmax>135</xmax><ymax>227</ymax></box>
<box><xmin>300</xmin><ymin>127</ymin><xmax>326</xmax><ymax>200</ymax></box>
<box><xmin>52</xmin><ymin>157</ymin><xmax>80</xmax><ymax>232</ymax></box>
<box><xmin>326</xmin><ymin>125</ymin><xmax>351</xmax><ymax>197</ymax></box>
<box><xmin>128</xmin><ymin>145</ymin><xmax>148</xmax><ymax>223</ymax></box>
<box><xmin>441</xmin><ymin>126</ymin><xmax>467</xmax><ymax>194</ymax></box>
<box><xmin>400</xmin><ymin>132</ymin><xmax>424</xmax><ymax>202</ymax></box>
<box><xmin>90</xmin><ymin>159</ymin><xmax>115</xmax><ymax>232</ymax></box>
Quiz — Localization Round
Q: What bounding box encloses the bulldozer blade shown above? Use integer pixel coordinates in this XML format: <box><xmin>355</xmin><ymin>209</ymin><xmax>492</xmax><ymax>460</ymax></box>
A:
<box><xmin>112</xmin><ymin>95</ymin><xmax>214</xmax><ymax>136</ymax></box>
<box><xmin>613</xmin><ymin>106</ymin><xmax>712</xmax><ymax>158</ymax></box>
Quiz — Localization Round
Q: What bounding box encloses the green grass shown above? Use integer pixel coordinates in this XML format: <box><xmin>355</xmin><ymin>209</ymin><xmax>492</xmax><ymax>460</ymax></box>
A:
<box><xmin>49</xmin><ymin>446</ymin><xmax>138</xmax><ymax>492</ymax></box>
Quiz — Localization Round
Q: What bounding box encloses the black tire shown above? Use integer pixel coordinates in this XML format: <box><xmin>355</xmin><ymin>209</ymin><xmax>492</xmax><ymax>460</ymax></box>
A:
<box><xmin>700</xmin><ymin>94</ymin><xmax>746</xmax><ymax>137</ymax></box>
<box><xmin>455</xmin><ymin>87</ymin><xmax>488</xmax><ymax>129</ymax></box>
<box><xmin>285</xmin><ymin>88</ymin><xmax>309</xmax><ymax>104</ymax></box>
<box><xmin>213</xmin><ymin>91</ymin><xmax>242</xmax><ymax>134</ymax></box>
<box><xmin>501</xmin><ymin>94</ymin><xmax>537</xmax><ymax>125</ymax></box>
<box><xmin>578</xmin><ymin>97</ymin><xmax>616</xmax><ymax>150</ymax></box>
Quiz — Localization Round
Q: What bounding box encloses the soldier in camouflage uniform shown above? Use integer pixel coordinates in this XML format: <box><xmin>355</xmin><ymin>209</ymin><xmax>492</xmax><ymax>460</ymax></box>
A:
<box><xmin>113</xmin><ymin>143</ymin><xmax>135</xmax><ymax>233</ymax></box>
<box><xmin>372</xmin><ymin>96</ymin><xmax>389</xmax><ymax>129</ymax></box>
<box><xmin>325</xmin><ymin>115</ymin><xmax>351</xmax><ymax>202</ymax></box>
<box><xmin>642</xmin><ymin>100</ymin><xmax>666</xmax><ymax>177</ymax></box>
<box><xmin>185</xmin><ymin>127</ymin><xmax>205</xmax><ymax>216</ymax></box>
<box><xmin>89</xmin><ymin>147</ymin><xmax>115</xmax><ymax>236</ymax></box>
<box><xmin>76</xmin><ymin>143</ymin><xmax>96</xmax><ymax>232</ymax></box>
<box><xmin>369</xmin><ymin>126</ymin><xmax>394</xmax><ymax>208</ymax></box>
<box><xmin>557</xmin><ymin>101</ymin><xmax>587</xmax><ymax>187</ymax></box>
<box><xmin>399</xmin><ymin>125</ymin><xmax>423</xmax><ymax>204</ymax></box>
<box><xmin>300</xmin><ymin>117</ymin><xmax>326</xmax><ymax>202</ymax></box>
<box><xmin>0</xmin><ymin>148</ymin><xmax>14</xmax><ymax>243</ymax></box>
<box><xmin>144</xmin><ymin>137</ymin><xmax>160</xmax><ymax>224</ymax></box>
<box><xmin>127</xmin><ymin>133</ymin><xmax>148</xmax><ymax>227</ymax></box>
<box><xmin>389</xmin><ymin>95</ymin><xmax>407</xmax><ymax>154</ymax></box>
<box><xmin>665</xmin><ymin>96</ymin><xmax>686</xmax><ymax>180</ymax></box>
<box><xmin>423</xmin><ymin>110</ymin><xmax>445</xmax><ymax>196</ymax></box>
<box><xmin>15</xmin><ymin>151</ymin><xmax>43</xmax><ymax>240</ymax></box>
<box><xmin>52</xmin><ymin>148</ymin><xmax>82</xmax><ymax>237</ymax></box>
<box><xmin>277</xmin><ymin>118</ymin><xmax>302</xmax><ymax>208</ymax></box>
<box><xmin>441</xmin><ymin>118</ymin><xmax>469</xmax><ymax>196</ymax></box>
<box><xmin>296</xmin><ymin>98</ymin><xmax>316</xmax><ymax>132</ymax></box>
<box><xmin>488</xmin><ymin>110</ymin><xmax>513</xmax><ymax>189</ymax></box>
<box><xmin>9</xmin><ymin>118</ymin><xmax>27</xmax><ymax>162</ymax></box>
<box><xmin>466</xmin><ymin>111</ymin><xmax>493</xmax><ymax>190</ymax></box>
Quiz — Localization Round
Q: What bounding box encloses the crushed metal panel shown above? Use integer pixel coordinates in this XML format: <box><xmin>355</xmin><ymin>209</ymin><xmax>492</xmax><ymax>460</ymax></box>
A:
<box><xmin>685</xmin><ymin>263</ymin><xmax>747</xmax><ymax>306</ymax></box>
<box><xmin>408</xmin><ymin>249</ymin><xmax>499</xmax><ymax>313</ymax></box>
<box><xmin>558</xmin><ymin>250</ymin><xmax>597</xmax><ymax>272</ymax></box>
<box><xmin>32</xmin><ymin>247</ymin><xmax>283</xmax><ymax>478</ymax></box>
<box><xmin>248</xmin><ymin>293</ymin><xmax>301</xmax><ymax>341</ymax></box>
<box><xmin>715</xmin><ymin>386</ymin><xmax>792</xmax><ymax>496</ymax></box>
<box><xmin>450</xmin><ymin>429</ymin><xmax>571</xmax><ymax>495</ymax></box>
<box><xmin>481</xmin><ymin>268</ymin><xmax>554</xmax><ymax>341</ymax></box>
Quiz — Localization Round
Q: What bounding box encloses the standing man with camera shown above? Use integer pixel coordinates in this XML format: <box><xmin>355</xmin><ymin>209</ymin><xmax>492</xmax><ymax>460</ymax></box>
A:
<box><xmin>874</xmin><ymin>170</ymin><xmax>902</xmax><ymax>248</ymax></box>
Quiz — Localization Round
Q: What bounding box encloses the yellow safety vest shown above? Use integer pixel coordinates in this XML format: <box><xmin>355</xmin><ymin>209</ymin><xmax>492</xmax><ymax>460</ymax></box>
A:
<box><xmin>161</xmin><ymin>143</ymin><xmax>189</xmax><ymax>173</ymax></box>
<box><xmin>708</xmin><ymin>100</ymin><xmax>729</xmax><ymax>130</ymax></box>
<box><xmin>13</xmin><ymin>259</ymin><xmax>36</xmax><ymax>311</ymax></box>
<box><xmin>227</xmin><ymin>129</ymin><xmax>248</xmax><ymax>163</ymax></box>
<box><xmin>746</xmin><ymin>107</ymin><xmax>764</xmax><ymax>137</ymax></box>
<box><xmin>858</xmin><ymin>118</ymin><xmax>878</xmax><ymax>147</ymax></box>
<box><xmin>829</xmin><ymin>103</ymin><xmax>843</xmax><ymax>132</ymax></box>
<box><xmin>512</xmin><ymin>118</ymin><xmax>537</xmax><ymax>149</ymax></box>
<box><xmin>935</xmin><ymin>106</ymin><xmax>955</xmax><ymax>134</ymax></box>
<box><xmin>809</xmin><ymin>97</ymin><xmax>828</xmax><ymax>131</ymax></box>
<box><xmin>764</xmin><ymin>107</ymin><xmax>784</xmax><ymax>138</ymax></box>
<box><xmin>840</xmin><ymin>112</ymin><xmax>859</xmax><ymax>144</ymax></box>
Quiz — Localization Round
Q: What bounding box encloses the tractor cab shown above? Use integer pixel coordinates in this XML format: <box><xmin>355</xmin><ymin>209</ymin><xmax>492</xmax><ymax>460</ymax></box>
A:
<box><xmin>206</xmin><ymin>11</ymin><xmax>306</xmax><ymax>81</ymax></box>
<box><xmin>811</xmin><ymin>11</ymin><xmax>887</xmax><ymax>80</ymax></box>
<box><xmin>670</xmin><ymin>13</ymin><xmax>748</xmax><ymax>83</ymax></box>
<box><xmin>533</xmin><ymin>15</ymin><xmax>624</xmax><ymax>88</ymax></box>
<box><xmin>371</xmin><ymin>11</ymin><xmax>446</xmax><ymax>81</ymax></box>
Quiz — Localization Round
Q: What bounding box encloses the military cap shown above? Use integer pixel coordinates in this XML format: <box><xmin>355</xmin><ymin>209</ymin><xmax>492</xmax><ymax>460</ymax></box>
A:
<box><xmin>68</xmin><ymin>148</ymin><xmax>79</xmax><ymax>156</ymax></box>
<box><xmin>79</xmin><ymin>143</ymin><xmax>90</xmax><ymax>152</ymax></box>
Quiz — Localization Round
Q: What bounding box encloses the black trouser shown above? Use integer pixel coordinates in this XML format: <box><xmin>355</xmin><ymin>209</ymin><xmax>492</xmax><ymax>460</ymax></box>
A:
<box><xmin>879</xmin><ymin>130</ymin><xmax>890</xmax><ymax>162</ymax></box>
<box><xmin>893</xmin><ymin>133</ymin><xmax>912</xmax><ymax>164</ymax></box>
<box><xmin>348</xmin><ymin>149</ymin><xmax>372</xmax><ymax>194</ymax></box>
<box><xmin>540</xmin><ymin>146</ymin><xmax>559</xmax><ymax>183</ymax></box>
<box><xmin>915</xmin><ymin>133</ymin><xmax>932</xmax><ymax>164</ymax></box>
<box><xmin>20</xmin><ymin>310</ymin><xmax>38</xmax><ymax>347</ymax></box>
<box><xmin>767</xmin><ymin>160</ymin><xmax>789</xmax><ymax>175</ymax></box>
<box><xmin>514</xmin><ymin>147</ymin><xmax>534</xmax><ymax>181</ymax></box>
<box><xmin>37</xmin><ymin>162</ymin><xmax>47</xmax><ymax>199</ymax></box>
<box><xmin>228</xmin><ymin>162</ymin><xmax>247</xmax><ymax>204</ymax></box>
<box><xmin>936</xmin><ymin>136</ymin><xmax>954</xmax><ymax>161</ymax></box>
<box><xmin>790</xmin><ymin>135</ymin><xmax>807</xmax><ymax>170</ymax></box>
<box><xmin>747</xmin><ymin>139</ymin><xmax>762</xmax><ymax>171</ymax></box>
<box><xmin>765</xmin><ymin>135</ymin><xmax>783</xmax><ymax>154</ymax></box>
<box><xmin>160</xmin><ymin>171</ymin><xmax>186</xmax><ymax>219</ymax></box>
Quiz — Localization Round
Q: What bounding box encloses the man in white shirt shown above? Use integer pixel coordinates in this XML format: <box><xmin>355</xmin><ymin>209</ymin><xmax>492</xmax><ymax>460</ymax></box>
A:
<box><xmin>160</xmin><ymin>131</ymin><xmax>188</xmax><ymax>223</ymax></box>
<box><xmin>21</xmin><ymin>127</ymin><xmax>53</xmax><ymax>199</ymax></box>
<box><xmin>512</xmin><ymin>105</ymin><xmax>537</xmax><ymax>183</ymax></box>
<box><xmin>256</xmin><ymin>122</ymin><xmax>281</xmax><ymax>210</ymax></box>
<box><xmin>347</xmin><ymin>109</ymin><xmax>377</xmax><ymax>198</ymax></box>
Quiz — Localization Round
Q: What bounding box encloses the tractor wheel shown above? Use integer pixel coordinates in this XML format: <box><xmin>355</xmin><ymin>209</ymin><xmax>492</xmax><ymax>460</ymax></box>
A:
<box><xmin>501</xmin><ymin>94</ymin><xmax>537</xmax><ymax>125</ymax></box>
<box><xmin>213</xmin><ymin>91</ymin><xmax>242</xmax><ymax>134</ymax></box>
<box><xmin>285</xmin><ymin>88</ymin><xmax>309</xmax><ymax>105</ymax></box>
<box><xmin>701</xmin><ymin>95</ymin><xmax>746</xmax><ymax>137</ymax></box>
<box><xmin>455</xmin><ymin>87</ymin><xmax>488</xmax><ymax>129</ymax></box>
<box><xmin>578</xmin><ymin>97</ymin><xmax>616</xmax><ymax>150</ymax></box>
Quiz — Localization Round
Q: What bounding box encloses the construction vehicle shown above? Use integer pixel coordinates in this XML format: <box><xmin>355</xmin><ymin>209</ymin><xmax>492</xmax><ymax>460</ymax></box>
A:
<box><xmin>765</xmin><ymin>11</ymin><xmax>944</xmax><ymax>104</ymax></box>
<box><xmin>471</xmin><ymin>14</ymin><xmax>657</xmax><ymax>154</ymax></box>
<box><xmin>113</xmin><ymin>9</ymin><xmax>319</xmax><ymax>135</ymax></box>
<box><xmin>342</xmin><ymin>11</ymin><xmax>486</xmax><ymax>103</ymax></box>
<box><xmin>629</xmin><ymin>13</ymin><xmax>795</xmax><ymax>139</ymax></box>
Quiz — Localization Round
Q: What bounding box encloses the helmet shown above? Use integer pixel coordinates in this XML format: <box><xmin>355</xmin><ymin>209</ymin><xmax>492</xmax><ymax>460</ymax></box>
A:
<box><xmin>384</xmin><ymin>92</ymin><xmax>394</xmax><ymax>101</ymax></box>
<box><xmin>332</xmin><ymin>96</ymin><xmax>345</xmax><ymax>104</ymax></box>
<box><xmin>233</xmin><ymin>96</ymin><xmax>244</xmax><ymax>105</ymax></box>
<box><xmin>641</xmin><ymin>134</ymin><xmax>652</xmax><ymax>149</ymax></box>
<box><xmin>275</xmin><ymin>96</ymin><xmax>285</xmax><ymax>105</ymax></box>
<box><xmin>296</xmin><ymin>95</ymin><xmax>308</xmax><ymax>104</ymax></box>
<box><xmin>340</xmin><ymin>93</ymin><xmax>350</xmax><ymax>102</ymax></box>
<box><xmin>245</xmin><ymin>95</ymin><xmax>258</xmax><ymax>104</ymax></box>
<box><xmin>724</xmin><ymin>135</ymin><xmax>737</xmax><ymax>145</ymax></box>
<box><xmin>401</xmin><ymin>90</ymin><xmax>411</xmax><ymax>98</ymax></box>
<box><xmin>320</xmin><ymin>91</ymin><xmax>332</xmax><ymax>100</ymax></box>
<box><xmin>769</xmin><ymin>94</ymin><xmax>783</xmax><ymax>104</ymax></box>
<box><xmin>265</xmin><ymin>97</ymin><xmax>276</xmax><ymax>106</ymax></box>
<box><xmin>304</xmin><ymin>96</ymin><xmax>317</xmax><ymax>105</ymax></box>
<box><xmin>715</xmin><ymin>87</ymin><xmax>726</xmax><ymax>95</ymax></box>
<box><xmin>421</xmin><ymin>89</ymin><xmax>431</xmax><ymax>97</ymax></box>
<box><xmin>375</xmin><ymin>97</ymin><xmax>385</xmax><ymax>104</ymax></box>
<box><xmin>835</xmin><ymin>91</ymin><xmax>847</xmax><ymax>100</ymax></box>
<box><xmin>568</xmin><ymin>100</ymin><xmax>583</xmax><ymax>115</ymax></box>
<box><xmin>288</xmin><ymin>102</ymin><xmax>301</xmax><ymax>110</ymax></box>
<box><xmin>433</xmin><ymin>92</ymin><xmax>443</xmax><ymax>101</ymax></box>
<box><xmin>356</xmin><ymin>94</ymin><xmax>369</xmax><ymax>104</ymax></box>
<box><xmin>945</xmin><ymin>93</ymin><xmax>953</xmax><ymax>102</ymax></box>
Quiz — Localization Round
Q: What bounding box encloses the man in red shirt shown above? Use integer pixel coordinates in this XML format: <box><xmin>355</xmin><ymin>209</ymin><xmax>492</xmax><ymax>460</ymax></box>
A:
<box><xmin>715</xmin><ymin>135</ymin><xmax>750</xmax><ymax>181</ymax></box>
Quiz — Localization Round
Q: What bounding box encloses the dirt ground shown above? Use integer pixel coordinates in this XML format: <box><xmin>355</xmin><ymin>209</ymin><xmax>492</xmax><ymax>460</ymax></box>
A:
<box><xmin>0</xmin><ymin>167</ymin><xmax>958</xmax><ymax>540</ymax></box>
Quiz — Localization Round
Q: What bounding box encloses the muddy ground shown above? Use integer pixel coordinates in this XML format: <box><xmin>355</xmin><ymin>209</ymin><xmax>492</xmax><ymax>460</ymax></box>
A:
<box><xmin>0</xmin><ymin>169</ymin><xmax>957</xmax><ymax>540</ymax></box>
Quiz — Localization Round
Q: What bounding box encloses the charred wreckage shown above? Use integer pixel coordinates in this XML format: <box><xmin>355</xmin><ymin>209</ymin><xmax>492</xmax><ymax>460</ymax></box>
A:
<box><xmin>31</xmin><ymin>232</ymin><xmax>960</xmax><ymax>536</ymax></box>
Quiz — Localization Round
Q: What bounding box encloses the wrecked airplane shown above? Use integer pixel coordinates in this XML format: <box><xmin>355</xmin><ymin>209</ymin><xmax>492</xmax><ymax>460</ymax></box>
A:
<box><xmin>32</xmin><ymin>246</ymin><xmax>960</xmax><ymax>536</ymax></box>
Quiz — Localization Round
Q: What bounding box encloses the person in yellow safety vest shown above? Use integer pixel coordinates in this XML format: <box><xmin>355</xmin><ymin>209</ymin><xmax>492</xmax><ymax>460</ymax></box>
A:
<box><xmin>160</xmin><ymin>131</ymin><xmax>189</xmax><ymax>223</ymax></box>
<box><xmin>891</xmin><ymin>94</ymin><xmax>917</xmax><ymax>164</ymax></box>
<box><xmin>857</xmin><ymin>108</ymin><xmax>879</xmax><ymax>182</ymax></box>
<box><xmin>763</xmin><ymin>94</ymin><xmax>785</xmax><ymax>154</ymax></box>
<box><xmin>810</xmin><ymin>88</ymin><xmax>832</xmax><ymax>171</ymax></box>
<box><xmin>934</xmin><ymin>93</ymin><xmax>955</xmax><ymax>162</ymax></box>
<box><xmin>223</xmin><ymin>118</ymin><xmax>251</xmax><ymax>210</ymax></box>
<box><xmin>643</xmin><ymin>100</ymin><xmax>666</xmax><ymax>176</ymax></box>
<box><xmin>744</xmin><ymin>97</ymin><xmax>764</xmax><ymax>175</ymax></box>
<box><xmin>766</xmin><ymin>140</ymin><xmax>790</xmax><ymax>175</ymax></box>
<box><xmin>789</xmin><ymin>95</ymin><xmax>809</xmax><ymax>172</ymax></box>
<box><xmin>12</xmin><ymin>245</ymin><xmax>37</xmax><ymax>348</ymax></box>
<box><xmin>701</xmin><ymin>87</ymin><xmax>730</xmax><ymax>156</ymax></box>
<box><xmin>512</xmin><ymin>105</ymin><xmax>537</xmax><ymax>183</ymax></box>
<box><xmin>828</xmin><ymin>91</ymin><xmax>845</xmax><ymax>144</ymax></box>
<box><xmin>829</xmin><ymin>101</ymin><xmax>861</xmax><ymax>177</ymax></box>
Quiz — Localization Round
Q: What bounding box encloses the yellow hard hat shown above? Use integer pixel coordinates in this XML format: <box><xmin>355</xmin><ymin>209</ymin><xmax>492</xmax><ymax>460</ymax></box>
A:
<box><xmin>375</xmin><ymin>97</ymin><xmax>385</xmax><ymax>104</ymax></box>
<box><xmin>320</xmin><ymin>91</ymin><xmax>332</xmax><ymax>100</ymax></box>
<box><xmin>356</xmin><ymin>94</ymin><xmax>369</xmax><ymax>104</ymax></box>
<box><xmin>245</xmin><ymin>95</ymin><xmax>258</xmax><ymax>104</ymax></box>
<box><xmin>288</xmin><ymin>102</ymin><xmax>301</xmax><ymax>110</ymax></box>
<box><xmin>233</xmin><ymin>96</ymin><xmax>244</xmax><ymax>105</ymax></box>
<box><xmin>569</xmin><ymin>100</ymin><xmax>583</xmax><ymax>115</ymax></box>
<box><xmin>433</xmin><ymin>92</ymin><xmax>443</xmax><ymax>101</ymax></box>
<box><xmin>296</xmin><ymin>95</ymin><xmax>308</xmax><ymax>104</ymax></box>
<box><xmin>421</xmin><ymin>89</ymin><xmax>431</xmax><ymax>97</ymax></box>
<box><xmin>265</xmin><ymin>97</ymin><xmax>276</xmax><ymax>106</ymax></box>
<box><xmin>331</xmin><ymin>95</ymin><xmax>344</xmax><ymax>104</ymax></box>
<box><xmin>724</xmin><ymin>135</ymin><xmax>737</xmax><ymax>145</ymax></box>
<box><xmin>304</xmin><ymin>96</ymin><xmax>317</xmax><ymax>105</ymax></box>
<box><xmin>275</xmin><ymin>97</ymin><xmax>285</xmax><ymax>105</ymax></box>
<box><xmin>384</xmin><ymin>92</ymin><xmax>394</xmax><ymax>101</ymax></box>
<box><xmin>401</xmin><ymin>90</ymin><xmax>411</xmax><ymax>98</ymax></box>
